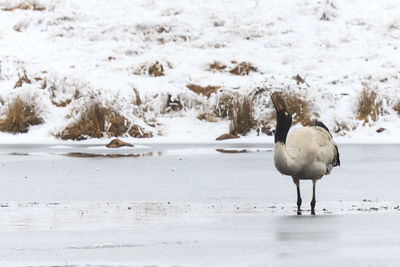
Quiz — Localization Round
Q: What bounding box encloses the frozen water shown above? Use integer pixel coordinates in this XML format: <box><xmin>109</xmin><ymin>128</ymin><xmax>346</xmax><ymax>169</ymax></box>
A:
<box><xmin>0</xmin><ymin>144</ymin><xmax>399</xmax><ymax>266</ymax></box>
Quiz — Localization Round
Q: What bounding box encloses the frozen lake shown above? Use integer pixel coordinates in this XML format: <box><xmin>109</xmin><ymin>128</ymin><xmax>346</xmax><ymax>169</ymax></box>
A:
<box><xmin>0</xmin><ymin>143</ymin><xmax>400</xmax><ymax>266</ymax></box>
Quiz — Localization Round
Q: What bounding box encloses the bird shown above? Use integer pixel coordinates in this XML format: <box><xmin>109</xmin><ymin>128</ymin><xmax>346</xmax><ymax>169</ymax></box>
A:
<box><xmin>270</xmin><ymin>93</ymin><xmax>340</xmax><ymax>215</ymax></box>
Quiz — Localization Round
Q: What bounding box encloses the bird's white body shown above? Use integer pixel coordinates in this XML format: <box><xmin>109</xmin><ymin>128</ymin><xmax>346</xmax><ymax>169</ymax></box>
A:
<box><xmin>274</xmin><ymin>126</ymin><xmax>338</xmax><ymax>180</ymax></box>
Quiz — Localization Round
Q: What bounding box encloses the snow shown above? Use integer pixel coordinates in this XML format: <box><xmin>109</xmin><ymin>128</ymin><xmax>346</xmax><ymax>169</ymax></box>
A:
<box><xmin>0</xmin><ymin>0</ymin><xmax>400</xmax><ymax>143</ymax></box>
<box><xmin>1</xmin><ymin>1</ymin><xmax>400</xmax><ymax>265</ymax></box>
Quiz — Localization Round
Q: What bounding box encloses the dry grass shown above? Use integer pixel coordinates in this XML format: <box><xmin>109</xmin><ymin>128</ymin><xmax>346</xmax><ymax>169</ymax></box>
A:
<box><xmin>197</xmin><ymin>113</ymin><xmax>219</xmax><ymax>122</ymax></box>
<box><xmin>393</xmin><ymin>100</ymin><xmax>400</xmax><ymax>116</ymax></box>
<box><xmin>2</xmin><ymin>0</ymin><xmax>45</xmax><ymax>11</ymax></box>
<box><xmin>355</xmin><ymin>86</ymin><xmax>382</xmax><ymax>122</ymax></box>
<box><xmin>134</xmin><ymin>61</ymin><xmax>167</xmax><ymax>77</ymax></box>
<box><xmin>128</xmin><ymin>124</ymin><xmax>153</xmax><ymax>138</ymax></box>
<box><xmin>164</xmin><ymin>94</ymin><xmax>182</xmax><ymax>112</ymax></box>
<box><xmin>0</xmin><ymin>96</ymin><xmax>44</xmax><ymax>133</ymax></box>
<box><xmin>229</xmin><ymin>96</ymin><xmax>255</xmax><ymax>136</ymax></box>
<box><xmin>58</xmin><ymin>102</ymin><xmax>152</xmax><ymax>140</ymax></box>
<box><xmin>213</xmin><ymin>92</ymin><xmax>234</xmax><ymax>118</ymax></box>
<box><xmin>186</xmin><ymin>84</ymin><xmax>220</xmax><ymax>98</ymax></box>
<box><xmin>270</xmin><ymin>91</ymin><xmax>313</xmax><ymax>126</ymax></box>
<box><xmin>208</xmin><ymin>61</ymin><xmax>227</xmax><ymax>72</ymax></box>
<box><xmin>229</xmin><ymin>62</ymin><xmax>257</xmax><ymax>76</ymax></box>
<box><xmin>132</xmin><ymin>88</ymin><xmax>142</xmax><ymax>106</ymax></box>
<box><xmin>13</xmin><ymin>69</ymin><xmax>31</xmax><ymax>88</ymax></box>
<box><xmin>333</xmin><ymin>119</ymin><xmax>351</xmax><ymax>136</ymax></box>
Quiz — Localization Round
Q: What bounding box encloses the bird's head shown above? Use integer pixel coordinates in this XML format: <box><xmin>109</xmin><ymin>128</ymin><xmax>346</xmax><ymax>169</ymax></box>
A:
<box><xmin>270</xmin><ymin>92</ymin><xmax>292</xmax><ymax>144</ymax></box>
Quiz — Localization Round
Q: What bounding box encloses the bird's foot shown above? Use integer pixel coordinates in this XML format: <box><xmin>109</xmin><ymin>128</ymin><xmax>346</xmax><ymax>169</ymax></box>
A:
<box><xmin>311</xmin><ymin>210</ymin><xmax>316</xmax><ymax>216</ymax></box>
<box><xmin>297</xmin><ymin>210</ymin><xmax>302</xmax><ymax>215</ymax></box>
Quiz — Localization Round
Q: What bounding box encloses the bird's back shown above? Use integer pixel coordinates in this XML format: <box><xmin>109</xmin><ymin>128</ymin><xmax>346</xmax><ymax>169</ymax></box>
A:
<box><xmin>286</xmin><ymin>126</ymin><xmax>338</xmax><ymax>179</ymax></box>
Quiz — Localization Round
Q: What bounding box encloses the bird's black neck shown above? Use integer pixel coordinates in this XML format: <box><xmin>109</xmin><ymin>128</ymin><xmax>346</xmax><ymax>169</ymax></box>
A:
<box><xmin>275</xmin><ymin>113</ymin><xmax>292</xmax><ymax>144</ymax></box>
<box><xmin>275</xmin><ymin>126</ymin><xmax>290</xmax><ymax>144</ymax></box>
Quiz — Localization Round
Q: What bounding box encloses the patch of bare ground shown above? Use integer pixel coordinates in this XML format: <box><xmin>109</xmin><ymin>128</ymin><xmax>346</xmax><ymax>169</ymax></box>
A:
<box><xmin>270</xmin><ymin>91</ymin><xmax>313</xmax><ymax>126</ymax></box>
<box><xmin>2</xmin><ymin>1</ymin><xmax>45</xmax><ymax>11</ymax></box>
<box><xmin>58</xmin><ymin>102</ymin><xmax>152</xmax><ymax>140</ymax></box>
<box><xmin>216</xmin><ymin>133</ymin><xmax>239</xmax><ymax>141</ymax></box>
<box><xmin>229</xmin><ymin>96</ymin><xmax>256</xmax><ymax>136</ymax></box>
<box><xmin>229</xmin><ymin>62</ymin><xmax>257</xmax><ymax>76</ymax></box>
<box><xmin>0</xmin><ymin>96</ymin><xmax>44</xmax><ymax>133</ymax></box>
<box><xmin>134</xmin><ymin>61</ymin><xmax>170</xmax><ymax>77</ymax></box>
<box><xmin>106</xmin><ymin>138</ymin><xmax>133</xmax><ymax>148</ymax></box>
<box><xmin>355</xmin><ymin>84</ymin><xmax>383</xmax><ymax>123</ymax></box>
<box><xmin>186</xmin><ymin>84</ymin><xmax>220</xmax><ymax>98</ymax></box>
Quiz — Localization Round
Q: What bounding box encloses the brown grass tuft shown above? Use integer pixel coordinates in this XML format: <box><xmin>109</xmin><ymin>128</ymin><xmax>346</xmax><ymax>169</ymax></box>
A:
<box><xmin>229</xmin><ymin>96</ymin><xmax>256</xmax><ymax>136</ymax></box>
<box><xmin>59</xmin><ymin>102</ymin><xmax>152</xmax><ymax>140</ymax></box>
<box><xmin>2</xmin><ymin>1</ymin><xmax>45</xmax><ymax>11</ymax></box>
<box><xmin>148</xmin><ymin>61</ymin><xmax>165</xmax><ymax>77</ymax></box>
<box><xmin>229</xmin><ymin>62</ymin><xmax>257</xmax><ymax>76</ymax></box>
<box><xmin>292</xmin><ymin>74</ymin><xmax>306</xmax><ymax>85</ymax></box>
<box><xmin>197</xmin><ymin>113</ymin><xmax>219</xmax><ymax>122</ymax></box>
<box><xmin>333</xmin><ymin>120</ymin><xmax>351</xmax><ymax>136</ymax></box>
<box><xmin>355</xmin><ymin>85</ymin><xmax>382</xmax><ymax>123</ymax></box>
<box><xmin>208</xmin><ymin>61</ymin><xmax>227</xmax><ymax>72</ymax></box>
<box><xmin>128</xmin><ymin>124</ymin><xmax>153</xmax><ymax>138</ymax></box>
<box><xmin>393</xmin><ymin>100</ymin><xmax>400</xmax><ymax>116</ymax></box>
<box><xmin>13</xmin><ymin>69</ymin><xmax>31</xmax><ymax>88</ymax></box>
<box><xmin>132</xmin><ymin>88</ymin><xmax>142</xmax><ymax>106</ymax></box>
<box><xmin>270</xmin><ymin>91</ymin><xmax>313</xmax><ymax>126</ymax></box>
<box><xmin>0</xmin><ymin>96</ymin><xmax>44</xmax><ymax>133</ymax></box>
<box><xmin>186</xmin><ymin>84</ymin><xmax>220</xmax><ymax>98</ymax></box>
<box><xmin>164</xmin><ymin>94</ymin><xmax>182</xmax><ymax>112</ymax></box>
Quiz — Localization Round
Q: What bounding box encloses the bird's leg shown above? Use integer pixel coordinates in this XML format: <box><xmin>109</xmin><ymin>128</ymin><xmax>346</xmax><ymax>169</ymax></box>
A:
<box><xmin>293</xmin><ymin>178</ymin><xmax>302</xmax><ymax>215</ymax></box>
<box><xmin>311</xmin><ymin>180</ymin><xmax>317</xmax><ymax>215</ymax></box>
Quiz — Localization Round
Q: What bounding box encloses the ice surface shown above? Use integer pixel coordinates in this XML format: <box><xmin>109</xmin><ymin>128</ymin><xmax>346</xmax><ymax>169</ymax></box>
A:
<box><xmin>0</xmin><ymin>144</ymin><xmax>399</xmax><ymax>266</ymax></box>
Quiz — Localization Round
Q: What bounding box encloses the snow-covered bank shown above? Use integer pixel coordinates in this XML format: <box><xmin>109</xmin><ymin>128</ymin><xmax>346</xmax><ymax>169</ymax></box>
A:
<box><xmin>1</xmin><ymin>0</ymin><xmax>400</xmax><ymax>143</ymax></box>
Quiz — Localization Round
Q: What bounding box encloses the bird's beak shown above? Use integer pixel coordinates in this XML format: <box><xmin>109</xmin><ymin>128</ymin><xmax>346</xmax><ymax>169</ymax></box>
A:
<box><xmin>270</xmin><ymin>92</ymin><xmax>281</xmax><ymax>112</ymax></box>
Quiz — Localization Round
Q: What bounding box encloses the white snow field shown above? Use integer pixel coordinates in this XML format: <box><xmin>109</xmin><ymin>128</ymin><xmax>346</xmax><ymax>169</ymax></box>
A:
<box><xmin>1</xmin><ymin>1</ymin><xmax>400</xmax><ymax>266</ymax></box>
<box><xmin>0</xmin><ymin>0</ymin><xmax>400</xmax><ymax>143</ymax></box>
<box><xmin>0</xmin><ymin>144</ymin><xmax>399</xmax><ymax>266</ymax></box>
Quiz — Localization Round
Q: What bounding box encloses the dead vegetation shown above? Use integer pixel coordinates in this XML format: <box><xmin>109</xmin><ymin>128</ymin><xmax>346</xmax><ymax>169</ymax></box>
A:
<box><xmin>58</xmin><ymin>102</ymin><xmax>152</xmax><ymax>140</ymax></box>
<box><xmin>208</xmin><ymin>61</ymin><xmax>227</xmax><ymax>72</ymax></box>
<box><xmin>216</xmin><ymin>133</ymin><xmax>239</xmax><ymax>141</ymax></box>
<box><xmin>333</xmin><ymin>119</ymin><xmax>351</xmax><ymax>136</ymax></box>
<box><xmin>106</xmin><ymin>138</ymin><xmax>134</xmax><ymax>148</ymax></box>
<box><xmin>229</xmin><ymin>96</ymin><xmax>256</xmax><ymax>136</ymax></box>
<box><xmin>197</xmin><ymin>113</ymin><xmax>219</xmax><ymax>122</ymax></box>
<box><xmin>134</xmin><ymin>61</ymin><xmax>169</xmax><ymax>77</ymax></box>
<box><xmin>13</xmin><ymin>69</ymin><xmax>31</xmax><ymax>88</ymax></box>
<box><xmin>269</xmin><ymin>91</ymin><xmax>313</xmax><ymax>126</ymax></box>
<box><xmin>207</xmin><ymin>61</ymin><xmax>257</xmax><ymax>75</ymax></box>
<box><xmin>0</xmin><ymin>96</ymin><xmax>44</xmax><ymax>133</ymax></box>
<box><xmin>2</xmin><ymin>0</ymin><xmax>45</xmax><ymax>11</ymax></box>
<box><xmin>393</xmin><ymin>100</ymin><xmax>400</xmax><ymax>116</ymax></box>
<box><xmin>164</xmin><ymin>94</ymin><xmax>182</xmax><ymax>112</ymax></box>
<box><xmin>229</xmin><ymin>62</ymin><xmax>257</xmax><ymax>76</ymax></box>
<box><xmin>186</xmin><ymin>84</ymin><xmax>220</xmax><ymax>98</ymax></box>
<box><xmin>355</xmin><ymin>85</ymin><xmax>383</xmax><ymax>123</ymax></box>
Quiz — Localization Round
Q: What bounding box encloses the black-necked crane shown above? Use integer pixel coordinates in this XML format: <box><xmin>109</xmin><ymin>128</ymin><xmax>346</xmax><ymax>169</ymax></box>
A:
<box><xmin>270</xmin><ymin>93</ymin><xmax>340</xmax><ymax>215</ymax></box>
